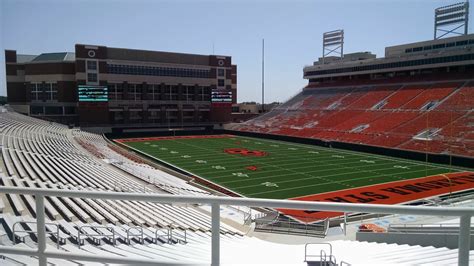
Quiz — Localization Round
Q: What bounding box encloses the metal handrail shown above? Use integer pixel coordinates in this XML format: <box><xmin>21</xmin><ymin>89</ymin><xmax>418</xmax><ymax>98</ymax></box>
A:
<box><xmin>154</xmin><ymin>227</ymin><xmax>171</xmax><ymax>244</ymax></box>
<box><xmin>78</xmin><ymin>225</ymin><xmax>116</xmax><ymax>246</ymax></box>
<box><xmin>169</xmin><ymin>227</ymin><xmax>187</xmax><ymax>244</ymax></box>
<box><xmin>12</xmin><ymin>221</ymin><xmax>61</xmax><ymax>248</ymax></box>
<box><xmin>386</xmin><ymin>224</ymin><xmax>474</xmax><ymax>235</ymax></box>
<box><xmin>320</xmin><ymin>249</ymin><xmax>326</xmax><ymax>265</ymax></box>
<box><xmin>255</xmin><ymin>216</ymin><xmax>328</xmax><ymax>236</ymax></box>
<box><xmin>389</xmin><ymin>223</ymin><xmax>472</xmax><ymax>228</ymax></box>
<box><xmin>126</xmin><ymin>226</ymin><xmax>144</xmax><ymax>244</ymax></box>
<box><xmin>305</xmin><ymin>243</ymin><xmax>333</xmax><ymax>263</ymax></box>
<box><xmin>0</xmin><ymin>186</ymin><xmax>473</xmax><ymax>266</ymax></box>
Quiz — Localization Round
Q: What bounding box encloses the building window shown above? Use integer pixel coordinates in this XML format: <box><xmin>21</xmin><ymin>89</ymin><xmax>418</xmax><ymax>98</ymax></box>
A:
<box><xmin>45</xmin><ymin>106</ymin><xmax>62</xmax><ymax>115</ymax></box>
<box><xmin>108</xmin><ymin>83</ymin><xmax>123</xmax><ymax>100</ymax></box>
<box><xmin>64</xmin><ymin>106</ymin><xmax>76</xmax><ymax>115</ymax></box>
<box><xmin>129</xmin><ymin>84</ymin><xmax>142</xmax><ymax>101</ymax></box>
<box><xmin>87</xmin><ymin>60</ymin><xmax>97</xmax><ymax>70</ymax></box>
<box><xmin>87</xmin><ymin>73</ymin><xmax>98</xmax><ymax>83</ymax></box>
<box><xmin>107</xmin><ymin>64</ymin><xmax>210</xmax><ymax>78</ymax></box>
<box><xmin>171</xmin><ymin>86</ymin><xmax>178</xmax><ymax>101</ymax></box>
<box><xmin>129</xmin><ymin>111</ymin><xmax>142</xmax><ymax>120</ymax></box>
<box><xmin>197</xmin><ymin>86</ymin><xmax>211</xmax><ymax>101</ymax></box>
<box><xmin>218</xmin><ymin>79</ymin><xmax>225</xmax><ymax>87</ymax></box>
<box><xmin>30</xmin><ymin>106</ymin><xmax>44</xmax><ymax>115</ymax></box>
<box><xmin>217</xmin><ymin>68</ymin><xmax>225</xmax><ymax>77</ymax></box>
<box><xmin>184</xmin><ymin>86</ymin><xmax>194</xmax><ymax>101</ymax></box>
<box><xmin>45</xmin><ymin>82</ymin><xmax>58</xmax><ymax>100</ymax></box>
<box><xmin>30</xmin><ymin>83</ymin><xmax>42</xmax><ymax>101</ymax></box>
<box><xmin>147</xmin><ymin>84</ymin><xmax>160</xmax><ymax>101</ymax></box>
<box><xmin>86</xmin><ymin>59</ymin><xmax>99</xmax><ymax>85</ymax></box>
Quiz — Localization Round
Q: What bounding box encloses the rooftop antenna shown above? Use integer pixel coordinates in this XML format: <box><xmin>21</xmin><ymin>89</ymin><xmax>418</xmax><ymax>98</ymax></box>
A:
<box><xmin>434</xmin><ymin>1</ymin><xmax>469</xmax><ymax>39</ymax></box>
<box><xmin>322</xmin><ymin>29</ymin><xmax>344</xmax><ymax>64</ymax></box>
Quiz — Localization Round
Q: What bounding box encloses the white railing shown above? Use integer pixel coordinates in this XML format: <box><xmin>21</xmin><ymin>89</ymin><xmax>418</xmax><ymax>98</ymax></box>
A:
<box><xmin>0</xmin><ymin>187</ymin><xmax>473</xmax><ymax>266</ymax></box>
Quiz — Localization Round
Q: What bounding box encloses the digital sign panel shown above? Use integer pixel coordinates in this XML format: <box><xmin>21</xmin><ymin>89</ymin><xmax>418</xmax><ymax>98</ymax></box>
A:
<box><xmin>211</xmin><ymin>90</ymin><xmax>232</xmax><ymax>103</ymax></box>
<box><xmin>78</xmin><ymin>85</ymin><xmax>108</xmax><ymax>102</ymax></box>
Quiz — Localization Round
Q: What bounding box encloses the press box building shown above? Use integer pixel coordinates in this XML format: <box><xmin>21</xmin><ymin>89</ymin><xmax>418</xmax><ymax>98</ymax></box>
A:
<box><xmin>5</xmin><ymin>44</ymin><xmax>237</xmax><ymax>131</ymax></box>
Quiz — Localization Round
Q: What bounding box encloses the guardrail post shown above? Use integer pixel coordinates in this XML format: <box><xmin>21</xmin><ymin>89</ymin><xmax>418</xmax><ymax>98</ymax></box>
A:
<box><xmin>211</xmin><ymin>203</ymin><xmax>220</xmax><ymax>266</ymax></box>
<box><xmin>344</xmin><ymin>212</ymin><xmax>347</xmax><ymax>236</ymax></box>
<box><xmin>35</xmin><ymin>194</ymin><xmax>47</xmax><ymax>266</ymax></box>
<box><xmin>458</xmin><ymin>215</ymin><xmax>471</xmax><ymax>266</ymax></box>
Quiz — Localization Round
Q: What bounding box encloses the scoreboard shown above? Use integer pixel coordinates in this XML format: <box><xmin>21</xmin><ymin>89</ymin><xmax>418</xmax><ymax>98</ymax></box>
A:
<box><xmin>211</xmin><ymin>89</ymin><xmax>232</xmax><ymax>104</ymax></box>
<box><xmin>78</xmin><ymin>85</ymin><xmax>108</xmax><ymax>102</ymax></box>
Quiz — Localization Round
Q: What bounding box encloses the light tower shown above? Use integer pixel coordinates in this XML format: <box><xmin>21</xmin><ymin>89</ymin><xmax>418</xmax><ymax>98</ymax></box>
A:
<box><xmin>322</xmin><ymin>29</ymin><xmax>344</xmax><ymax>64</ymax></box>
<box><xmin>434</xmin><ymin>1</ymin><xmax>469</xmax><ymax>39</ymax></box>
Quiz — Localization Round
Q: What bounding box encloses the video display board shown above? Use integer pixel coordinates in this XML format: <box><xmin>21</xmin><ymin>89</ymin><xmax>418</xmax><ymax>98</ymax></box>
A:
<box><xmin>211</xmin><ymin>89</ymin><xmax>232</xmax><ymax>103</ymax></box>
<box><xmin>78</xmin><ymin>85</ymin><xmax>108</xmax><ymax>102</ymax></box>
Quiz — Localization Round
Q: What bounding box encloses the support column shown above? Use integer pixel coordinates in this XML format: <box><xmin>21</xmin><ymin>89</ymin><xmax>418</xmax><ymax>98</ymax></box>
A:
<box><xmin>212</xmin><ymin>203</ymin><xmax>220</xmax><ymax>266</ymax></box>
<box><xmin>36</xmin><ymin>195</ymin><xmax>47</xmax><ymax>266</ymax></box>
<box><xmin>344</xmin><ymin>212</ymin><xmax>347</xmax><ymax>236</ymax></box>
<box><xmin>458</xmin><ymin>215</ymin><xmax>471</xmax><ymax>266</ymax></box>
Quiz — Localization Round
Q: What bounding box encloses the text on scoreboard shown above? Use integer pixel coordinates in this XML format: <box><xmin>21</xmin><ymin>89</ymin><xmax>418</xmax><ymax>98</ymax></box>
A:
<box><xmin>211</xmin><ymin>90</ymin><xmax>232</xmax><ymax>102</ymax></box>
<box><xmin>78</xmin><ymin>85</ymin><xmax>108</xmax><ymax>102</ymax></box>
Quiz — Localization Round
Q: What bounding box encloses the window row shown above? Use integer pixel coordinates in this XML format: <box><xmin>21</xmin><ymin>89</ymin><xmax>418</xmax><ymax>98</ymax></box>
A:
<box><xmin>405</xmin><ymin>39</ymin><xmax>474</xmax><ymax>53</ymax></box>
<box><xmin>30</xmin><ymin>106</ymin><xmax>75</xmax><ymax>115</ymax></box>
<box><xmin>30</xmin><ymin>82</ymin><xmax>58</xmax><ymax>101</ymax></box>
<box><xmin>111</xmin><ymin>110</ymin><xmax>210</xmax><ymax>123</ymax></box>
<box><xmin>305</xmin><ymin>53</ymin><xmax>474</xmax><ymax>76</ymax></box>
<box><xmin>107</xmin><ymin>83</ymin><xmax>211</xmax><ymax>101</ymax></box>
<box><xmin>108</xmin><ymin>64</ymin><xmax>211</xmax><ymax>78</ymax></box>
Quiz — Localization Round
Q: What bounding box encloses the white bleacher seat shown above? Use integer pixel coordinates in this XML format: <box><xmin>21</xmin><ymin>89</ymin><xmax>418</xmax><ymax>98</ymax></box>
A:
<box><xmin>0</xmin><ymin>196</ymin><xmax>5</xmax><ymax>212</ymax></box>
<box><xmin>1</xmin><ymin>177</ymin><xmax>26</xmax><ymax>215</ymax></box>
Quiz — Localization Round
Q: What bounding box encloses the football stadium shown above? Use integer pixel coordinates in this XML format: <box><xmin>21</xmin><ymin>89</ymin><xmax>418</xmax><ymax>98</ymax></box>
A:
<box><xmin>1</xmin><ymin>1</ymin><xmax>474</xmax><ymax>265</ymax></box>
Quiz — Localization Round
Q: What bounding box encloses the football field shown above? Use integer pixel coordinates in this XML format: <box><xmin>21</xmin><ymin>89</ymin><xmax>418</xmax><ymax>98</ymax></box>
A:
<box><xmin>116</xmin><ymin>135</ymin><xmax>472</xmax><ymax>200</ymax></box>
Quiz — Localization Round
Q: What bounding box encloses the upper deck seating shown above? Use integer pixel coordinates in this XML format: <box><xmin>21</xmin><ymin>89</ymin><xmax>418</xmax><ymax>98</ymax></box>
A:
<box><xmin>234</xmin><ymin>80</ymin><xmax>473</xmax><ymax>157</ymax></box>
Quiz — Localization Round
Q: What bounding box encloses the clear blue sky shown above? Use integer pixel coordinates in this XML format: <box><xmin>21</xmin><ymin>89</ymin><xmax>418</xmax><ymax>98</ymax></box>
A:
<box><xmin>0</xmin><ymin>0</ymin><xmax>472</xmax><ymax>102</ymax></box>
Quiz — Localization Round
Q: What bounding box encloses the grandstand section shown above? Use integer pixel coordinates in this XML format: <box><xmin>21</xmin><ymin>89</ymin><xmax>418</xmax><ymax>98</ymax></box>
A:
<box><xmin>229</xmin><ymin>33</ymin><xmax>474</xmax><ymax>159</ymax></box>
<box><xmin>237</xmin><ymin>83</ymin><xmax>473</xmax><ymax>157</ymax></box>
<box><xmin>0</xmin><ymin>111</ymin><xmax>243</xmax><ymax>232</ymax></box>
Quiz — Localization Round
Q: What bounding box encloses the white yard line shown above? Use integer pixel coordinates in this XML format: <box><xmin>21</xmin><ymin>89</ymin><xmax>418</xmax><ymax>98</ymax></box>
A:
<box><xmin>243</xmin><ymin>168</ymin><xmax>456</xmax><ymax>197</ymax></box>
<box><xmin>230</xmin><ymin>165</ymin><xmax>445</xmax><ymax>190</ymax></box>
<box><xmin>124</xmin><ymin>136</ymin><xmax>470</xmax><ymax>200</ymax></box>
<box><xmin>234</xmin><ymin>135</ymin><xmax>471</xmax><ymax>172</ymax></box>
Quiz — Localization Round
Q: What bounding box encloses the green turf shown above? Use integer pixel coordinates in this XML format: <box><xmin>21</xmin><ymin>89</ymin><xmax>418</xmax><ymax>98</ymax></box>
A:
<box><xmin>120</xmin><ymin>135</ymin><xmax>470</xmax><ymax>199</ymax></box>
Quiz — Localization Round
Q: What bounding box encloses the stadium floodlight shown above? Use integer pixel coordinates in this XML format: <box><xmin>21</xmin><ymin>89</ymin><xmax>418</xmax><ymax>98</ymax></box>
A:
<box><xmin>434</xmin><ymin>1</ymin><xmax>469</xmax><ymax>39</ymax></box>
<box><xmin>322</xmin><ymin>29</ymin><xmax>344</xmax><ymax>64</ymax></box>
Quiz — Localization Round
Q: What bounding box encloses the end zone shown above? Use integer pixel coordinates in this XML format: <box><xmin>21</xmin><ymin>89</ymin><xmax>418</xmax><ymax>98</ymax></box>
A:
<box><xmin>279</xmin><ymin>171</ymin><xmax>474</xmax><ymax>223</ymax></box>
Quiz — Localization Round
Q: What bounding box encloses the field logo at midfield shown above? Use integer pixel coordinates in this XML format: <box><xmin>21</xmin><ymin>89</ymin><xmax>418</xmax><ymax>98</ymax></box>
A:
<box><xmin>224</xmin><ymin>148</ymin><xmax>268</xmax><ymax>157</ymax></box>
<box><xmin>246</xmin><ymin>165</ymin><xmax>259</xmax><ymax>171</ymax></box>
